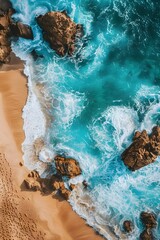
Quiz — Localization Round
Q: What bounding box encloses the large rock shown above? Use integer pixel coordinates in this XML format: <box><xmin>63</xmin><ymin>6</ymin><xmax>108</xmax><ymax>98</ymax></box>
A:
<box><xmin>54</xmin><ymin>156</ymin><xmax>81</xmax><ymax>178</ymax></box>
<box><xmin>0</xmin><ymin>11</ymin><xmax>11</xmax><ymax>63</ymax></box>
<box><xmin>37</xmin><ymin>11</ymin><xmax>83</xmax><ymax>56</ymax></box>
<box><xmin>0</xmin><ymin>7</ymin><xmax>33</xmax><ymax>64</ymax></box>
<box><xmin>121</xmin><ymin>126</ymin><xmax>160</xmax><ymax>171</ymax></box>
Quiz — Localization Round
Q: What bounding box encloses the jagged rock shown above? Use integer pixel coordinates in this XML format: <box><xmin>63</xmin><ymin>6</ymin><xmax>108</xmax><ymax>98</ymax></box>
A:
<box><xmin>37</xmin><ymin>11</ymin><xmax>83</xmax><ymax>56</ymax></box>
<box><xmin>0</xmin><ymin>7</ymin><xmax>33</xmax><ymax>64</ymax></box>
<box><xmin>121</xmin><ymin>126</ymin><xmax>160</xmax><ymax>171</ymax></box>
<box><xmin>61</xmin><ymin>188</ymin><xmax>71</xmax><ymax>200</ymax></box>
<box><xmin>123</xmin><ymin>220</ymin><xmax>133</xmax><ymax>233</ymax></box>
<box><xmin>54</xmin><ymin>156</ymin><xmax>81</xmax><ymax>178</ymax></box>
<box><xmin>140</xmin><ymin>229</ymin><xmax>154</xmax><ymax>240</ymax></box>
<box><xmin>140</xmin><ymin>212</ymin><xmax>157</xmax><ymax>229</ymax></box>
<box><xmin>51</xmin><ymin>174</ymin><xmax>65</xmax><ymax>191</ymax></box>
<box><xmin>24</xmin><ymin>178</ymin><xmax>41</xmax><ymax>191</ymax></box>
<box><xmin>10</xmin><ymin>22</ymin><xmax>33</xmax><ymax>39</ymax></box>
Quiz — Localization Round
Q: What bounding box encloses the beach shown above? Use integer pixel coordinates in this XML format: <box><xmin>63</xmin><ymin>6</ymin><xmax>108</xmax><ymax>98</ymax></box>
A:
<box><xmin>0</xmin><ymin>64</ymin><xmax>104</xmax><ymax>239</ymax></box>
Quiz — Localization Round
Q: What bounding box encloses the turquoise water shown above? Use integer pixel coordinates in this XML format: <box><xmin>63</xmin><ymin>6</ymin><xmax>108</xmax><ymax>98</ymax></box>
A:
<box><xmin>11</xmin><ymin>0</ymin><xmax>160</xmax><ymax>238</ymax></box>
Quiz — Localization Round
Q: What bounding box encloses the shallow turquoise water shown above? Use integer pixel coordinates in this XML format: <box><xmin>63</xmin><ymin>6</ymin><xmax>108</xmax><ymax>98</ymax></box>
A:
<box><xmin>11</xmin><ymin>0</ymin><xmax>160</xmax><ymax>238</ymax></box>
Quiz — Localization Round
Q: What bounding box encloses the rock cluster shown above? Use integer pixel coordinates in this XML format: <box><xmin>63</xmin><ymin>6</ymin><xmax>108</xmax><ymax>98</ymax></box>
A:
<box><xmin>37</xmin><ymin>11</ymin><xmax>83</xmax><ymax>56</ymax></box>
<box><xmin>24</xmin><ymin>155</ymin><xmax>82</xmax><ymax>200</ymax></box>
<box><xmin>0</xmin><ymin>6</ymin><xmax>33</xmax><ymax>64</ymax></box>
<box><xmin>54</xmin><ymin>155</ymin><xmax>81</xmax><ymax>178</ymax></box>
<box><xmin>140</xmin><ymin>212</ymin><xmax>157</xmax><ymax>240</ymax></box>
<box><xmin>121</xmin><ymin>126</ymin><xmax>160</xmax><ymax>171</ymax></box>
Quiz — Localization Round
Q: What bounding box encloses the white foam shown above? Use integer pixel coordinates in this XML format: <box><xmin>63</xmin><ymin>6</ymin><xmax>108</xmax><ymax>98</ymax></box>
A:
<box><xmin>22</xmin><ymin>60</ymin><xmax>53</xmax><ymax>175</ymax></box>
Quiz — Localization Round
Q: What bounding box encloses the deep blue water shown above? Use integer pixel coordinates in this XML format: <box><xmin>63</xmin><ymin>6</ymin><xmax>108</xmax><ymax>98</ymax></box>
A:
<box><xmin>11</xmin><ymin>0</ymin><xmax>160</xmax><ymax>239</ymax></box>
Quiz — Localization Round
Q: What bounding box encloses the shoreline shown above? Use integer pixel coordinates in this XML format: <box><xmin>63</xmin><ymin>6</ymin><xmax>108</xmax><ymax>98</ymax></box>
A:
<box><xmin>0</xmin><ymin>65</ymin><xmax>104</xmax><ymax>239</ymax></box>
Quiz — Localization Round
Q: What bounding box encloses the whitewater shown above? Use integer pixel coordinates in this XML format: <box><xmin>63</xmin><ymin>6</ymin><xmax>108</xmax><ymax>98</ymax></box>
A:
<box><xmin>10</xmin><ymin>0</ymin><xmax>160</xmax><ymax>239</ymax></box>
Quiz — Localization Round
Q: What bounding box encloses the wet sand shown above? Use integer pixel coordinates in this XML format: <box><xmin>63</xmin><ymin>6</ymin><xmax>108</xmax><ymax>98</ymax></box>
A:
<box><xmin>0</xmin><ymin>68</ymin><xmax>104</xmax><ymax>239</ymax></box>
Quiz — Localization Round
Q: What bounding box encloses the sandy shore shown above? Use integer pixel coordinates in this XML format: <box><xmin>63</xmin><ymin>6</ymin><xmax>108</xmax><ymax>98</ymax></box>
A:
<box><xmin>0</xmin><ymin>68</ymin><xmax>104</xmax><ymax>239</ymax></box>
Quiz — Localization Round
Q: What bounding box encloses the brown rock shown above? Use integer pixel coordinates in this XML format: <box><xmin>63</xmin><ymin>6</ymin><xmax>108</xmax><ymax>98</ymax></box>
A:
<box><xmin>37</xmin><ymin>11</ymin><xmax>83</xmax><ymax>56</ymax></box>
<box><xmin>0</xmin><ymin>7</ymin><xmax>33</xmax><ymax>64</ymax></box>
<box><xmin>123</xmin><ymin>220</ymin><xmax>133</xmax><ymax>233</ymax></box>
<box><xmin>10</xmin><ymin>22</ymin><xmax>33</xmax><ymax>39</ymax></box>
<box><xmin>121</xmin><ymin>126</ymin><xmax>160</xmax><ymax>171</ymax></box>
<box><xmin>54</xmin><ymin>156</ymin><xmax>81</xmax><ymax>178</ymax></box>
<box><xmin>24</xmin><ymin>178</ymin><xmax>41</xmax><ymax>191</ymax></box>
<box><xmin>60</xmin><ymin>188</ymin><xmax>71</xmax><ymax>200</ymax></box>
<box><xmin>140</xmin><ymin>212</ymin><xmax>157</xmax><ymax>229</ymax></box>
<box><xmin>19</xmin><ymin>162</ymin><xmax>23</xmax><ymax>166</ymax></box>
<box><xmin>69</xmin><ymin>184</ymin><xmax>76</xmax><ymax>191</ymax></box>
<box><xmin>28</xmin><ymin>170</ymin><xmax>40</xmax><ymax>179</ymax></box>
<box><xmin>51</xmin><ymin>174</ymin><xmax>65</xmax><ymax>191</ymax></box>
<box><xmin>140</xmin><ymin>229</ymin><xmax>154</xmax><ymax>240</ymax></box>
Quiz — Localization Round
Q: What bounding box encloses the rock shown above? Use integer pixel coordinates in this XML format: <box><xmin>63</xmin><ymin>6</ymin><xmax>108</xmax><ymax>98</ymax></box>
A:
<box><xmin>82</xmin><ymin>180</ymin><xmax>88</xmax><ymax>188</ymax></box>
<box><xmin>10</xmin><ymin>22</ymin><xmax>33</xmax><ymax>39</ymax></box>
<box><xmin>24</xmin><ymin>178</ymin><xmax>41</xmax><ymax>191</ymax></box>
<box><xmin>140</xmin><ymin>212</ymin><xmax>157</xmax><ymax>229</ymax></box>
<box><xmin>0</xmin><ymin>10</ymin><xmax>11</xmax><ymax>64</ymax></box>
<box><xmin>123</xmin><ymin>220</ymin><xmax>133</xmax><ymax>233</ymax></box>
<box><xmin>51</xmin><ymin>174</ymin><xmax>65</xmax><ymax>191</ymax></box>
<box><xmin>28</xmin><ymin>170</ymin><xmax>40</xmax><ymax>179</ymax></box>
<box><xmin>37</xmin><ymin>11</ymin><xmax>83</xmax><ymax>56</ymax></box>
<box><xmin>54</xmin><ymin>156</ymin><xmax>81</xmax><ymax>178</ymax></box>
<box><xmin>19</xmin><ymin>162</ymin><xmax>23</xmax><ymax>166</ymax></box>
<box><xmin>0</xmin><ymin>7</ymin><xmax>33</xmax><ymax>64</ymax></box>
<box><xmin>69</xmin><ymin>184</ymin><xmax>76</xmax><ymax>191</ymax></box>
<box><xmin>121</xmin><ymin>126</ymin><xmax>160</xmax><ymax>171</ymax></box>
<box><xmin>140</xmin><ymin>229</ymin><xmax>154</xmax><ymax>240</ymax></box>
<box><xmin>60</xmin><ymin>188</ymin><xmax>71</xmax><ymax>200</ymax></box>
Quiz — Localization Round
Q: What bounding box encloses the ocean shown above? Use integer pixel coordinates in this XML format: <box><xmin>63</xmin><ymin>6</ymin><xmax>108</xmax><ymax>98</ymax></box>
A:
<box><xmin>10</xmin><ymin>0</ymin><xmax>160</xmax><ymax>239</ymax></box>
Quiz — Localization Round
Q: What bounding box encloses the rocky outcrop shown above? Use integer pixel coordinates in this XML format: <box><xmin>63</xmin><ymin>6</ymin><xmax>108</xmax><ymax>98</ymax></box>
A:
<box><xmin>10</xmin><ymin>22</ymin><xmax>33</xmax><ymax>39</ymax></box>
<box><xmin>140</xmin><ymin>212</ymin><xmax>157</xmax><ymax>240</ymax></box>
<box><xmin>0</xmin><ymin>7</ymin><xmax>33</xmax><ymax>64</ymax></box>
<box><xmin>24</xmin><ymin>171</ymin><xmax>71</xmax><ymax>200</ymax></box>
<box><xmin>54</xmin><ymin>156</ymin><xmax>81</xmax><ymax>178</ymax></box>
<box><xmin>121</xmin><ymin>126</ymin><xmax>160</xmax><ymax>171</ymax></box>
<box><xmin>37</xmin><ymin>11</ymin><xmax>83</xmax><ymax>56</ymax></box>
<box><xmin>123</xmin><ymin>220</ymin><xmax>133</xmax><ymax>233</ymax></box>
<box><xmin>0</xmin><ymin>9</ymin><xmax>11</xmax><ymax>63</ymax></box>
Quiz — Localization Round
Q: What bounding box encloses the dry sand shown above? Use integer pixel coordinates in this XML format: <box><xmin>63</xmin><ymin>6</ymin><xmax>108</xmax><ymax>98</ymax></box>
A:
<box><xmin>0</xmin><ymin>68</ymin><xmax>104</xmax><ymax>240</ymax></box>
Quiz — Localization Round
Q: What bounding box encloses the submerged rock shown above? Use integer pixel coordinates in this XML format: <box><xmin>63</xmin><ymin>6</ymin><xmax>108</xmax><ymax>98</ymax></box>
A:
<box><xmin>37</xmin><ymin>11</ymin><xmax>83</xmax><ymax>56</ymax></box>
<box><xmin>121</xmin><ymin>126</ymin><xmax>160</xmax><ymax>171</ymax></box>
<box><xmin>140</xmin><ymin>229</ymin><xmax>154</xmax><ymax>240</ymax></box>
<box><xmin>140</xmin><ymin>212</ymin><xmax>157</xmax><ymax>229</ymax></box>
<box><xmin>54</xmin><ymin>156</ymin><xmax>81</xmax><ymax>178</ymax></box>
<box><xmin>123</xmin><ymin>220</ymin><xmax>133</xmax><ymax>233</ymax></box>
